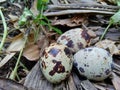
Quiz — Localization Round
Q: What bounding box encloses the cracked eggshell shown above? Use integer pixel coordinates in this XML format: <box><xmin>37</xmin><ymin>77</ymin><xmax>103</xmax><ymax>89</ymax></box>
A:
<box><xmin>40</xmin><ymin>43</ymin><xmax>73</xmax><ymax>84</ymax></box>
<box><xmin>57</xmin><ymin>28</ymin><xmax>91</xmax><ymax>53</ymax></box>
<box><xmin>74</xmin><ymin>47</ymin><xmax>113</xmax><ymax>81</ymax></box>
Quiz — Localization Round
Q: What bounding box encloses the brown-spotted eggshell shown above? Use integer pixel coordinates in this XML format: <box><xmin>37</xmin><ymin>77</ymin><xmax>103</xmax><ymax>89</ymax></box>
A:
<box><xmin>57</xmin><ymin>28</ymin><xmax>91</xmax><ymax>53</ymax></box>
<box><xmin>40</xmin><ymin>43</ymin><xmax>73</xmax><ymax>84</ymax></box>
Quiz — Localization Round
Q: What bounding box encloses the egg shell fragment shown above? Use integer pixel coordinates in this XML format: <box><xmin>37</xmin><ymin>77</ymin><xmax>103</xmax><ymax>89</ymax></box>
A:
<box><xmin>40</xmin><ymin>43</ymin><xmax>73</xmax><ymax>84</ymax></box>
<box><xmin>57</xmin><ymin>28</ymin><xmax>91</xmax><ymax>53</ymax></box>
<box><xmin>74</xmin><ymin>47</ymin><xmax>113</xmax><ymax>81</ymax></box>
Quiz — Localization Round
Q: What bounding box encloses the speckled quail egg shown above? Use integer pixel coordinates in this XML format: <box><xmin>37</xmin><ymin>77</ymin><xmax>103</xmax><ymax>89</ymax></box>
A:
<box><xmin>57</xmin><ymin>28</ymin><xmax>91</xmax><ymax>53</ymax></box>
<box><xmin>40</xmin><ymin>43</ymin><xmax>73</xmax><ymax>84</ymax></box>
<box><xmin>73</xmin><ymin>47</ymin><xmax>113</xmax><ymax>81</ymax></box>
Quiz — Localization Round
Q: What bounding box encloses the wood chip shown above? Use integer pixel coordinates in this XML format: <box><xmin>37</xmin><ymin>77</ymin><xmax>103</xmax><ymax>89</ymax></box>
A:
<box><xmin>112</xmin><ymin>72</ymin><xmax>120</xmax><ymax>90</ymax></box>
<box><xmin>81</xmin><ymin>80</ymin><xmax>98</xmax><ymax>90</ymax></box>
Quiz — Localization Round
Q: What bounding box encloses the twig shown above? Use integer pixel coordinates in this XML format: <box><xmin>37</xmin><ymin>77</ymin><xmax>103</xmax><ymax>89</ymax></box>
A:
<box><xmin>48</xmin><ymin>3</ymin><xmax>120</xmax><ymax>10</ymax></box>
<box><xmin>44</xmin><ymin>10</ymin><xmax>115</xmax><ymax>16</ymax></box>
<box><xmin>9</xmin><ymin>47</ymin><xmax>24</xmax><ymax>79</ymax></box>
<box><xmin>0</xmin><ymin>8</ymin><xmax>7</xmax><ymax>52</ymax></box>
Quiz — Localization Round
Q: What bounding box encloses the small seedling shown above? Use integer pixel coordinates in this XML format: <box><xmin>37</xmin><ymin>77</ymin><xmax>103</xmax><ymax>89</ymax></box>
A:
<box><xmin>100</xmin><ymin>0</ymin><xmax>120</xmax><ymax>40</ymax></box>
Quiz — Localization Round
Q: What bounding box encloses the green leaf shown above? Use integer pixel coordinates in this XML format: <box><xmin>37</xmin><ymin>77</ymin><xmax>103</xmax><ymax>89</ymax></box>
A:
<box><xmin>18</xmin><ymin>8</ymin><xmax>33</xmax><ymax>26</ymax></box>
<box><xmin>110</xmin><ymin>10</ymin><xmax>120</xmax><ymax>25</ymax></box>
<box><xmin>37</xmin><ymin>0</ymin><xmax>49</xmax><ymax>11</ymax></box>
<box><xmin>117</xmin><ymin>0</ymin><xmax>120</xmax><ymax>6</ymax></box>
<box><xmin>42</xmin><ymin>0</ymin><xmax>49</xmax><ymax>3</ymax></box>
<box><xmin>40</xmin><ymin>20</ymin><xmax>48</xmax><ymax>25</ymax></box>
<box><xmin>37</xmin><ymin>0</ymin><xmax>42</xmax><ymax>11</ymax></box>
<box><xmin>52</xmin><ymin>27</ymin><xmax>63</xmax><ymax>34</ymax></box>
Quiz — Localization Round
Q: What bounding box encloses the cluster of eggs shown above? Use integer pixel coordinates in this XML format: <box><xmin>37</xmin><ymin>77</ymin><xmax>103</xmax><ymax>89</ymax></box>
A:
<box><xmin>40</xmin><ymin>28</ymin><xmax>113</xmax><ymax>84</ymax></box>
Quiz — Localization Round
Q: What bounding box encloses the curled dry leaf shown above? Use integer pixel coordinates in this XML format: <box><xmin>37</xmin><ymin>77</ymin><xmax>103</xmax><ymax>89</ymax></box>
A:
<box><xmin>23</xmin><ymin>43</ymin><xmax>40</xmax><ymax>61</ymax></box>
<box><xmin>87</xmin><ymin>30</ymin><xmax>96</xmax><ymax>38</ymax></box>
<box><xmin>51</xmin><ymin>15</ymin><xmax>88</xmax><ymax>27</ymax></box>
<box><xmin>0</xmin><ymin>33</ymin><xmax>25</xmax><ymax>68</ymax></box>
<box><xmin>23</xmin><ymin>32</ymin><xmax>49</xmax><ymax>61</ymax></box>
<box><xmin>8</xmin><ymin>14</ymin><xmax>19</xmax><ymax>22</ymax></box>
<box><xmin>95</xmin><ymin>39</ymin><xmax>120</xmax><ymax>55</ymax></box>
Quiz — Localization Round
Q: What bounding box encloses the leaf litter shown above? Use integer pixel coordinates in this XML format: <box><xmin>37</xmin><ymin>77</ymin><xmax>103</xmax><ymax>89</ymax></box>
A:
<box><xmin>0</xmin><ymin>0</ymin><xmax>120</xmax><ymax>90</ymax></box>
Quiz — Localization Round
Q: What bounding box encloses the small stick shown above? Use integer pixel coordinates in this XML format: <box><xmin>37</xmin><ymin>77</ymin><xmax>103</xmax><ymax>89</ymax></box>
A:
<box><xmin>44</xmin><ymin>10</ymin><xmax>115</xmax><ymax>16</ymax></box>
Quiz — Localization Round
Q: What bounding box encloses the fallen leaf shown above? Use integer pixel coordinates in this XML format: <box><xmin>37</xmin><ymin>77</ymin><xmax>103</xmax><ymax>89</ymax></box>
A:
<box><xmin>87</xmin><ymin>30</ymin><xmax>96</xmax><ymax>38</ymax></box>
<box><xmin>90</xmin><ymin>37</ymin><xmax>99</xmax><ymax>45</ymax></box>
<box><xmin>95</xmin><ymin>39</ymin><xmax>120</xmax><ymax>55</ymax></box>
<box><xmin>51</xmin><ymin>14</ymin><xmax>88</xmax><ymax>27</ymax></box>
<box><xmin>8</xmin><ymin>14</ymin><xmax>19</xmax><ymax>22</ymax></box>
<box><xmin>71</xmin><ymin>14</ymin><xmax>88</xmax><ymax>25</ymax></box>
<box><xmin>37</xmin><ymin>34</ymin><xmax>49</xmax><ymax>57</ymax></box>
<box><xmin>23</xmin><ymin>43</ymin><xmax>40</xmax><ymax>61</ymax></box>
<box><xmin>0</xmin><ymin>33</ymin><xmax>25</xmax><ymax>68</ymax></box>
<box><xmin>51</xmin><ymin>18</ymin><xmax>77</xmax><ymax>27</ymax></box>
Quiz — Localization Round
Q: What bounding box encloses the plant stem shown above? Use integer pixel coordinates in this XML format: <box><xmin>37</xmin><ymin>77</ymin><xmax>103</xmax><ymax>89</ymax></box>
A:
<box><xmin>9</xmin><ymin>47</ymin><xmax>24</xmax><ymax>79</ymax></box>
<box><xmin>9</xmin><ymin>35</ymin><xmax>27</xmax><ymax>80</ymax></box>
<box><xmin>0</xmin><ymin>8</ymin><xmax>7</xmax><ymax>52</ymax></box>
<box><xmin>41</xmin><ymin>4</ymin><xmax>44</xmax><ymax>18</ymax></box>
<box><xmin>100</xmin><ymin>22</ymin><xmax>112</xmax><ymax>40</ymax></box>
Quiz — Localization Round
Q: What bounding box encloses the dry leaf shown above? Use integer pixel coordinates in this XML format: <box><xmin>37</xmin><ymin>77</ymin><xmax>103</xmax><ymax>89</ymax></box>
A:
<box><xmin>87</xmin><ymin>30</ymin><xmax>96</xmax><ymax>38</ymax></box>
<box><xmin>22</xmin><ymin>32</ymin><xmax>39</xmax><ymax>61</ymax></box>
<box><xmin>95</xmin><ymin>39</ymin><xmax>120</xmax><ymax>55</ymax></box>
<box><xmin>51</xmin><ymin>15</ymin><xmax>87</xmax><ymax>27</ymax></box>
<box><xmin>23</xmin><ymin>43</ymin><xmax>40</xmax><ymax>61</ymax></box>
<box><xmin>0</xmin><ymin>33</ymin><xmax>25</xmax><ymax>68</ymax></box>
<box><xmin>71</xmin><ymin>15</ymin><xmax>88</xmax><ymax>25</ymax></box>
<box><xmin>112</xmin><ymin>72</ymin><xmax>120</xmax><ymax>90</ymax></box>
<box><xmin>8</xmin><ymin>14</ymin><xmax>19</xmax><ymax>22</ymax></box>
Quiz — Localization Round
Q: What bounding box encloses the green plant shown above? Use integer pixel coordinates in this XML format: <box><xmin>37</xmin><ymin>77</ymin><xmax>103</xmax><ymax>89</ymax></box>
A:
<box><xmin>0</xmin><ymin>7</ymin><xmax>7</xmax><ymax>53</ymax></box>
<box><xmin>100</xmin><ymin>0</ymin><xmax>120</xmax><ymax>40</ymax></box>
<box><xmin>9</xmin><ymin>0</ymin><xmax>62</xmax><ymax>80</ymax></box>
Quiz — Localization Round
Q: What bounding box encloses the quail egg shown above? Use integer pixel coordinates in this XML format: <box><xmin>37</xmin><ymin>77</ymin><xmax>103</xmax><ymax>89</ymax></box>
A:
<box><xmin>40</xmin><ymin>43</ymin><xmax>73</xmax><ymax>84</ymax></box>
<box><xmin>57</xmin><ymin>28</ymin><xmax>91</xmax><ymax>53</ymax></box>
<box><xmin>73</xmin><ymin>47</ymin><xmax>113</xmax><ymax>81</ymax></box>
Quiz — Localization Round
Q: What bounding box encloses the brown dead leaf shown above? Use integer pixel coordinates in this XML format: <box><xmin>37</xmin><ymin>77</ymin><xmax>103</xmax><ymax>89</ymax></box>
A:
<box><xmin>95</xmin><ymin>39</ymin><xmax>120</xmax><ymax>55</ymax></box>
<box><xmin>23</xmin><ymin>31</ymin><xmax>49</xmax><ymax>61</ymax></box>
<box><xmin>112</xmin><ymin>72</ymin><xmax>120</xmax><ymax>90</ymax></box>
<box><xmin>8</xmin><ymin>14</ymin><xmax>19</xmax><ymax>22</ymax></box>
<box><xmin>87</xmin><ymin>30</ymin><xmax>96</xmax><ymax>38</ymax></box>
<box><xmin>51</xmin><ymin>18</ymin><xmax>76</xmax><ymax>27</ymax></box>
<box><xmin>90</xmin><ymin>37</ymin><xmax>99</xmax><ymax>45</ymax></box>
<box><xmin>51</xmin><ymin>14</ymin><xmax>88</xmax><ymax>27</ymax></box>
<box><xmin>37</xmin><ymin>35</ymin><xmax>49</xmax><ymax>57</ymax></box>
<box><xmin>0</xmin><ymin>33</ymin><xmax>25</xmax><ymax>68</ymax></box>
<box><xmin>71</xmin><ymin>15</ymin><xmax>88</xmax><ymax>25</ymax></box>
<box><xmin>22</xmin><ymin>32</ymin><xmax>39</xmax><ymax>61</ymax></box>
<box><xmin>23</xmin><ymin>43</ymin><xmax>40</xmax><ymax>61</ymax></box>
